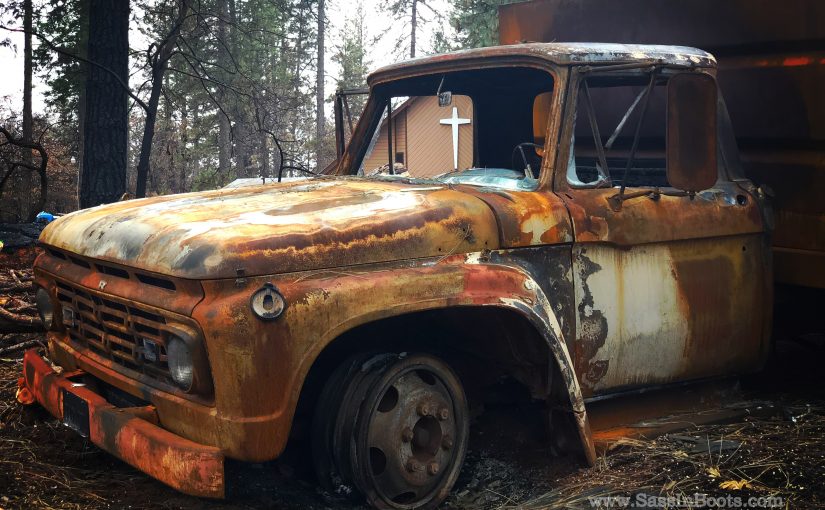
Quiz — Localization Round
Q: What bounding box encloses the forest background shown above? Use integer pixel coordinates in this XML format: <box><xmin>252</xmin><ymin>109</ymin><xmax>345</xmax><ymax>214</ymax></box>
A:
<box><xmin>0</xmin><ymin>0</ymin><xmax>513</xmax><ymax>221</ymax></box>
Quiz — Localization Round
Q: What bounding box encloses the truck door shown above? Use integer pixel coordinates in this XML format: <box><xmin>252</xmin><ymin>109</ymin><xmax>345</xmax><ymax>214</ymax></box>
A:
<box><xmin>555</xmin><ymin>69</ymin><xmax>769</xmax><ymax>397</ymax></box>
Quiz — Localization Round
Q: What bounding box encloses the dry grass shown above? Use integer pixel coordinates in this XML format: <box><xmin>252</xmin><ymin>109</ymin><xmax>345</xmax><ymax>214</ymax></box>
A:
<box><xmin>510</xmin><ymin>407</ymin><xmax>825</xmax><ymax>509</ymax></box>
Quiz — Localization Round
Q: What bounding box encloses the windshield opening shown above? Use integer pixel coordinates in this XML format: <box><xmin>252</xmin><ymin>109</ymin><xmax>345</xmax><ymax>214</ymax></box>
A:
<box><xmin>349</xmin><ymin>66</ymin><xmax>555</xmax><ymax>190</ymax></box>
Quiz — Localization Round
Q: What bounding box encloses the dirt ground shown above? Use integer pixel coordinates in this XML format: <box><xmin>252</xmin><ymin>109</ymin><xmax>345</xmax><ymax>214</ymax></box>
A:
<box><xmin>1</xmin><ymin>248</ymin><xmax>824</xmax><ymax>509</ymax></box>
<box><xmin>3</xmin><ymin>341</ymin><xmax>825</xmax><ymax>510</ymax></box>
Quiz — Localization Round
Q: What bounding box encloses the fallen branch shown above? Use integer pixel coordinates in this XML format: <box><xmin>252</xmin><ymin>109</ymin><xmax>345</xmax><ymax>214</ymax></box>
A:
<box><xmin>0</xmin><ymin>306</ymin><xmax>42</xmax><ymax>333</ymax></box>
<box><xmin>0</xmin><ymin>284</ymin><xmax>31</xmax><ymax>293</ymax></box>
<box><xmin>8</xmin><ymin>305</ymin><xmax>36</xmax><ymax>314</ymax></box>
<box><xmin>0</xmin><ymin>306</ymin><xmax>37</xmax><ymax>325</ymax></box>
<box><xmin>0</xmin><ymin>338</ymin><xmax>40</xmax><ymax>355</ymax></box>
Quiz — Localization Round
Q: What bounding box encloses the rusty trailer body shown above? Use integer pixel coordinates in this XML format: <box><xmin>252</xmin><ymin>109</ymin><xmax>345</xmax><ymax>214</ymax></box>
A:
<box><xmin>499</xmin><ymin>0</ymin><xmax>825</xmax><ymax>289</ymax></box>
<box><xmin>23</xmin><ymin>42</ymin><xmax>772</xmax><ymax>507</ymax></box>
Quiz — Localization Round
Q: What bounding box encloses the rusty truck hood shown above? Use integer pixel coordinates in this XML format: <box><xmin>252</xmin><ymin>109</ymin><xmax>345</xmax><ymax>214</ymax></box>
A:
<box><xmin>39</xmin><ymin>178</ymin><xmax>500</xmax><ymax>279</ymax></box>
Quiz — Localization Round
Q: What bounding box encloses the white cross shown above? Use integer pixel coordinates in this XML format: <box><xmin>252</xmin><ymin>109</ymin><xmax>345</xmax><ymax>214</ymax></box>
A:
<box><xmin>440</xmin><ymin>106</ymin><xmax>471</xmax><ymax>170</ymax></box>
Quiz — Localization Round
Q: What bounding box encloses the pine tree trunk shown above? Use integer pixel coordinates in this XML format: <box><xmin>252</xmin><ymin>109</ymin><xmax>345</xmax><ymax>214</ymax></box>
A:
<box><xmin>190</xmin><ymin>94</ymin><xmax>201</xmax><ymax>179</ymax></box>
<box><xmin>19</xmin><ymin>0</ymin><xmax>33</xmax><ymax>220</ymax></box>
<box><xmin>315</xmin><ymin>0</ymin><xmax>325</xmax><ymax>171</ymax></box>
<box><xmin>410</xmin><ymin>0</ymin><xmax>417</xmax><ymax>58</ymax></box>
<box><xmin>79</xmin><ymin>0</ymin><xmax>129</xmax><ymax>208</ymax></box>
<box><xmin>260</xmin><ymin>130</ymin><xmax>269</xmax><ymax>179</ymax></box>
<box><xmin>76</xmin><ymin>0</ymin><xmax>89</xmax><ymax>208</ymax></box>
<box><xmin>227</xmin><ymin>0</ymin><xmax>249</xmax><ymax>177</ymax></box>
<box><xmin>162</xmin><ymin>80</ymin><xmax>178</xmax><ymax>193</ymax></box>
<box><xmin>135</xmin><ymin>79</ymin><xmax>162</xmax><ymax>198</ymax></box>
<box><xmin>180</xmin><ymin>99</ymin><xmax>189</xmax><ymax>191</ymax></box>
<box><xmin>217</xmin><ymin>0</ymin><xmax>231</xmax><ymax>176</ymax></box>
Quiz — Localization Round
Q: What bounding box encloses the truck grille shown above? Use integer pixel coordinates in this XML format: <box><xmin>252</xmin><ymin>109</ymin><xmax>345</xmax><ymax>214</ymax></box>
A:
<box><xmin>55</xmin><ymin>279</ymin><xmax>174</xmax><ymax>383</ymax></box>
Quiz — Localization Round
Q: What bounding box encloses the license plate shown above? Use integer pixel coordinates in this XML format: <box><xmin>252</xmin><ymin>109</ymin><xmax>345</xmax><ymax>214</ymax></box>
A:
<box><xmin>62</xmin><ymin>389</ymin><xmax>90</xmax><ymax>437</ymax></box>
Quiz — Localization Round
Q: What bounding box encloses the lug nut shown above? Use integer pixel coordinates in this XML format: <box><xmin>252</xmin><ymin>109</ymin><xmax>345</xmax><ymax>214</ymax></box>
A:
<box><xmin>438</xmin><ymin>407</ymin><xmax>449</xmax><ymax>420</ymax></box>
<box><xmin>401</xmin><ymin>427</ymin><xmax>414</xmax><ymax>443</ymax></box>
<box><xmin>428</xmin><ymin>462</ymin><xmax>440</xmax><ymax>475</ymax></box>
<box><xmin>442</xmin><ymin>436</ymin><xmax>453</xmax><ymax>450</ymax></box>
<box><xmin>406</xmin><ymin>459</ymin><xmax>423</xmax><ymax>473</ymax></box>
<box><xmin>417</xmin><ymin>403</ymin><xmax>430</xmax><ymax>416</ymax></box>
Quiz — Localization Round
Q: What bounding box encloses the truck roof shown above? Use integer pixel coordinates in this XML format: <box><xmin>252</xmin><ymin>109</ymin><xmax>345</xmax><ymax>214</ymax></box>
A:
<box><xmin>368</xmin><ymin>42</ymin><xmax>716</xmax><ymax>85</ymax></box>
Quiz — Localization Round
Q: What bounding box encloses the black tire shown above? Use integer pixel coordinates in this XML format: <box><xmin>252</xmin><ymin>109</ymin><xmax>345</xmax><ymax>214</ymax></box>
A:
<box><xmin>313</xmin><ymin>352</ymin><xmax>469</xmax><ymax>510</ymax></box>
<box><xmin>311</xmin><ymin>352</ymin><xmax>376</xmax><ymax>492</ymax></box>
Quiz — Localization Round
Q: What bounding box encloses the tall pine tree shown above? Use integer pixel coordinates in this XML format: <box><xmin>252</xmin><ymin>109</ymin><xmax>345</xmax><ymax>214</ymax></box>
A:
<box><xmin>78</xmin><ymin>0</ymin><xmax>128</xmax><ymax>207</ymax></box>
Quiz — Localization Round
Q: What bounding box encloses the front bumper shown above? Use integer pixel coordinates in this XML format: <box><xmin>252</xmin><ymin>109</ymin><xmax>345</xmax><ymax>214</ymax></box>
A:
<box><xmin>20</xmin><ymin>349</ymin><xmax>225</xmax><ymax>498</ymax></box>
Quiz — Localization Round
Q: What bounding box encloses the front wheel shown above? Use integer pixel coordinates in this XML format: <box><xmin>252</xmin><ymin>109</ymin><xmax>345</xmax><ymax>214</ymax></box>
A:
<box><xmin>312</xmin><ymin>353</ymin><xmax>469</xmax><ymax>509</ymax></box>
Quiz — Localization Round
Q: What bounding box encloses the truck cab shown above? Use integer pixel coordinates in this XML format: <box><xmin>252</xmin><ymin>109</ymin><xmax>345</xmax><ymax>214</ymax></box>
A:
<box><xmin>23</xmin><ymin>43</ymin><xmax>772</xmax><ymax>509</ymax></box>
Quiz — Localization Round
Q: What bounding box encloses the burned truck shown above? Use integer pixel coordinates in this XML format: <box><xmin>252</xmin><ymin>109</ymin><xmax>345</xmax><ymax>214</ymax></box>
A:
<box><xmin>21</xmin><ymin>43</ymin><xmax>773</xmax><ymax>509</ymax></box>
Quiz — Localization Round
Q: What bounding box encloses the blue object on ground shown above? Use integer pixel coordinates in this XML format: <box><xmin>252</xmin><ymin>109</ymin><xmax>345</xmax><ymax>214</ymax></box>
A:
<box><xmin>35</xmin><ymin>211</ymin><xmax>54</xmax><ymax>223</ymax></box>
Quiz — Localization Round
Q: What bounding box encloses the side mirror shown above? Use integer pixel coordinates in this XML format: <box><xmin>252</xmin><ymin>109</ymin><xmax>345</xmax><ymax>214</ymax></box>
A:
<box><xmin>667</xmin><ymin>73</ymin><xmax>718</xmax><ymax>192</ymax></box>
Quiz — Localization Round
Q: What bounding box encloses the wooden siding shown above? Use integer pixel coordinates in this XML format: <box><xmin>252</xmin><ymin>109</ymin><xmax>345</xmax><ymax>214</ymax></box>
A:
<box><xmin>361</xmin><ymin>95</ymin><xmax>474</xmax><ymax>177</ymax></box>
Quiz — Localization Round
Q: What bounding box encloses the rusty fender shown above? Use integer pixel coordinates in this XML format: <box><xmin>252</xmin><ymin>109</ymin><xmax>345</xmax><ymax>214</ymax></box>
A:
<box><xmin>195</xmin><ymin>249</ymin><xmax>596</xmax><ymax>465</ymax></box>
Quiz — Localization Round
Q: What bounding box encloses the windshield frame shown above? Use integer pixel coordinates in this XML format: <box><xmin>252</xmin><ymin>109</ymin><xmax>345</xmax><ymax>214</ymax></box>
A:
<box><xmin>333</xmin><ymin>57</ymin><xmax>566</xmax><ymax>193</ymax></box>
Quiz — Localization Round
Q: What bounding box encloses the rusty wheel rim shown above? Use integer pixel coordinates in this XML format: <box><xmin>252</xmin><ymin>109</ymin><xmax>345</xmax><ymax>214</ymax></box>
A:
<box><xmin>354</xmin><ymin>355</ymin><xmax>468</xmax><ymax>509</ymax></box>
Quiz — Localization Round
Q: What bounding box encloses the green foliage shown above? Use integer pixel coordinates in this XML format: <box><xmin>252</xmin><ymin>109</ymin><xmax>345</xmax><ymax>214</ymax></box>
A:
<box><xmin>332</xmin><ymin>3</ymin><xmax>369</xmax><ymax>112</ymax></box>
<box><xmin>448</xmin><ymin>0</ymin><xmax>514</xmax><ymax>50</ymax></box>
<box><xmin>34</xmin><ymin>0</ymin><xmax>87</xmax><ymax>126</ymax></box>
<box><xmin>429</xmin><ymin>26</ymin><xmax>454</xmax><ymax>54</ymax></box>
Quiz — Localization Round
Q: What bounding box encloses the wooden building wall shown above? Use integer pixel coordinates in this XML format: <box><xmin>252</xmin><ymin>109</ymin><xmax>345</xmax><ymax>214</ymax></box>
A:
<box><xmin>361</xmin><ymin>95</ymin><xmax>474</xmax><ymax>177</ymax></box>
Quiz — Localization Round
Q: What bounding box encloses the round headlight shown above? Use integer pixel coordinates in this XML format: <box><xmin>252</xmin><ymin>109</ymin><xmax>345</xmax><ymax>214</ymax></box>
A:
<box><xmin>35</xmin><ymin>287</ymin><xmax>55</xmax><ymax>330</ymax></box>
<box><xmin>166</xmin><ymin>336</ymin><xmax>194</xmax><ymax>390</ymax></box>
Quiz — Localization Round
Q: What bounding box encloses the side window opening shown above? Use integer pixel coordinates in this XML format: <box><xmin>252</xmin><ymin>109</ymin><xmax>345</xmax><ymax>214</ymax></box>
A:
<box><xmin>568</xmin><ymin>75</ymin><xmax>669</xmax><ymax>188</ymax></box>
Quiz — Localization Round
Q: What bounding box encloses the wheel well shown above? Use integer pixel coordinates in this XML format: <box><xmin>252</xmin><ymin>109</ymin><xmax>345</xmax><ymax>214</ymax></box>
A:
<box><xmin>289</xmin><ymin>306</ymin><xmax>581</xmax><ymax>463</ymax></box>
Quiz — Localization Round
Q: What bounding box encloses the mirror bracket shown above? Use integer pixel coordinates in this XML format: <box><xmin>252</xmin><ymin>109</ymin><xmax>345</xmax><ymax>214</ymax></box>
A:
<box><xmin>607</xmin><ymin>188</ymin><xmax>694</xmax><ymax>212</ymax></box>
<box><xmin>436</xmin><ymin>75</ymin><xmax>452</xmax><ymax>107</ymax></box>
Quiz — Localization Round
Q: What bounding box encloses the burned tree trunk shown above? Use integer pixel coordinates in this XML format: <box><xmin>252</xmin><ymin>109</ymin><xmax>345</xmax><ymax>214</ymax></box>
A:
<box><xmin>79</xmin><ymin>0</ymin><xmax>129</xmax><ymax>208</ymax></box>
<box><xmin>78</xmin><ymin>0</ymin><xmax>129</xmax><ymax>209</ymax></box>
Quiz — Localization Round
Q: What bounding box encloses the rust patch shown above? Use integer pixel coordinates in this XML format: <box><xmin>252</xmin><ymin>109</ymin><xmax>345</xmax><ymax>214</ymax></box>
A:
<box><xmin>672</xmin><ymin>255</ymin><xmax>734</xmax><ymax>356</ymax></box>
<box><xmin>669</xmin><ymin>237</ymin><xmax>765</xmax><ymax>375</ymax></box>
<box><xmin>38</xmin><ymin>179</ymin><xmax>501</xmax><ymax>279</ymax></box>
<box><xmin>574</xmin><ymin>247</ymin><xmax>609</xmax><ymax>389</ymax></box>
<box><xmin>456</xmin><ymin>186</ymin><xmax>574</xmax><ymax>247</ymax></box>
